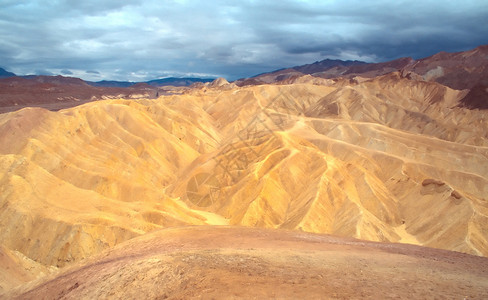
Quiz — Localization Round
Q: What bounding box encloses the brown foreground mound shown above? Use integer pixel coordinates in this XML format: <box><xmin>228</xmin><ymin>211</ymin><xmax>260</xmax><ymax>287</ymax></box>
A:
<box><xmin>5</xmin><ymin>226</ymin><xmax>488</xmax><ymax>300</ymax></box>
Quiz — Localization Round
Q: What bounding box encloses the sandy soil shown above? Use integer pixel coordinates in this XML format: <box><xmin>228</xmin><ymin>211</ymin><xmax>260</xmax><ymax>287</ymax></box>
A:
<box><xmin>5</xmin><ymin>226</ymin><xmax>488</xmax><ymax>299</ymax></box>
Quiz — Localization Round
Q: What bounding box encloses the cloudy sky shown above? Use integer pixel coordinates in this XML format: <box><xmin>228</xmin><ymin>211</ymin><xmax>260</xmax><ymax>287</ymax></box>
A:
<box><xmin>0</xmin><ymin>0</ymin><xmax>487</xmax><ymax>81</ymax></box>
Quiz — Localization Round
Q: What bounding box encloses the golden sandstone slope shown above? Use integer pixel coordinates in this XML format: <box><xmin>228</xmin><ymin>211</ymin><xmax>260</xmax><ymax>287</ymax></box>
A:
<box><xmin>1</xmin><ymin>72</ymin><xmax>488</xmax><ymax>294</ymax></box>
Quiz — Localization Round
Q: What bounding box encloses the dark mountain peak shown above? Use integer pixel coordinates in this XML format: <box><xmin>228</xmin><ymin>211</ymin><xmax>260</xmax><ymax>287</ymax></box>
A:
<box><xmin>0</xmin><ymin>67</ymin><xmax>16</xmax><ymax>78</ymax></box>
<box><xmin>342</xmin><ymin>57</ymin><xmax>414</xmax><ymax>76</ymax></box>
<box><xmin>292</xmin><ymin>59</ymin><xmax>366</xmax><ymax>74</ymax></box>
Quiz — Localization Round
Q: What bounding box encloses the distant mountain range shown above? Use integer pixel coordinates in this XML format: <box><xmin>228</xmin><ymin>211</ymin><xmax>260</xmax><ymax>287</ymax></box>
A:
<box><xmin>0</xmin><ymin>68</ymin><xmax>214</xmax><ymax>87</ymax></box>
<box><xmin>87</xmin><ymin>77</ymin><xmax>214</xmax><ymax>88</ymax></box>
<box><xmin>235</xmin><ymin>45</ymin><xmax>488</xmax><ymax>92</ymax></box>
<box><xmin>233</xmin><ymin>45</ymin><xmax>488</xmax><ymax>109</ymax></box>
<box><xmin>3</xmin><ymin>45</ymin><xmax>487</xmax><ymax>90</ymax></box>
<box><xmin>1</xmin><ymin>44</ymin><xmax>487</xmax><ymax>111</ymax></box>
<box><xmin>233</xmin><ymin>57</ymin><xmax>410</xmax><ymax>86</ymax></box>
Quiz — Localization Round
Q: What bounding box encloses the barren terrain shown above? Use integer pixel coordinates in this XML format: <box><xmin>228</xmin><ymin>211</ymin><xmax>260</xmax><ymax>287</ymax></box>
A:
<box><xmin>0</xmin><ymin>46</ymin><xmax>488</xmax><ymax>298</ymax></box>
<box><xmin>5</xmin><ymin>226</ymin><xmax>488</xmax><ymax>299</ymax></box>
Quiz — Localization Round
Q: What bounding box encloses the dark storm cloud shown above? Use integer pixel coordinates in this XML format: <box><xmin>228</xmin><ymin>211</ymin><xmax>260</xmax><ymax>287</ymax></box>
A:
<box><xmin>0</xmin><ymin>0</ymin><xmax>486</xmax><ymax>81</ymax></box>
<box><xmin>241</xmin><ymin>1</ymin><xmax>488</xmax><ymax>61</ymax></box>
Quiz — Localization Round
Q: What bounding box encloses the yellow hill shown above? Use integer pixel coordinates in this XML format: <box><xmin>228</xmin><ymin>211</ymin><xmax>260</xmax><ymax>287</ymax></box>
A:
<box><xmin>0</xmin><ymin>77</ymin><xmax>487</xmax><ymax>294</ymax></box>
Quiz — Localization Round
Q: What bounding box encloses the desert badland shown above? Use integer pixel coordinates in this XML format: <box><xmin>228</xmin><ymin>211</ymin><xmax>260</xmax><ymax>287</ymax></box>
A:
<box><xmin>1</xmin><ymin>45</ymin><xmax>488</xmax><ymax>299</ymax></box>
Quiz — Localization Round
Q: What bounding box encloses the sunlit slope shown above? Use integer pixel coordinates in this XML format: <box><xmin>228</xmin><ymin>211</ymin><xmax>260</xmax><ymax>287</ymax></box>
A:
<box><xmin>0</xmin><ymin>98</ymin><xmax>226</xmax><ymax>267</ymax></box>
<box><xmin>170</xmin><ymin>126</ymin><xmax>488</xmax><ymax>255</ymax></box>
<box><xmin>171</xmin><ymin>79</ymin><xmax>488</xmax><ymax>256</ymax></box>
<box><xmin>0</xmin><ymin>77</ymin><xmax>487</xmax><ymax>276</ymax></box>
